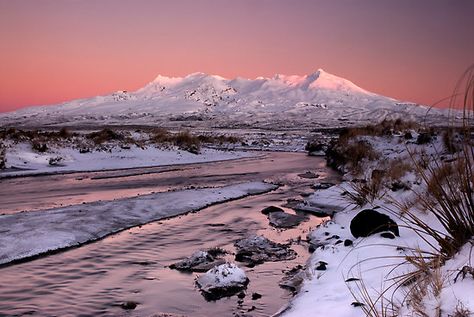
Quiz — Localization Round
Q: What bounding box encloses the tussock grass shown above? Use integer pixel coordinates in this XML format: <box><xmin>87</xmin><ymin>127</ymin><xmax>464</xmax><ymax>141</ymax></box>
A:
<box><xmin>0</xmin><ymin>143</ymin><xmax>6</xmax><ymax>169</ymax></box>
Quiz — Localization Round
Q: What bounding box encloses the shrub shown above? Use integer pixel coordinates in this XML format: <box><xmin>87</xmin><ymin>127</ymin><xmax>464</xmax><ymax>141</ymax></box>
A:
<box><xmin>31</xmin><ymin>140</ymin><xmax>48</xmax><ymax>152</ymax></box>
<box><xmin>0</xmin><ymin>143</ymin><xmax>6</xmax><ymax>169</ymax></box>
<box><xmin>88</xmin><ymin>128</ymin><xmax>123</xmax><ymax>144</ymax></box>
<box><xmin>326</xmin><ymin>139</ymin><xmax>379</xmax><ymax>173</ymax></box>
<box><xmin>175</xmin><ymin>131</ymin><xmax>201</xmax><ymax>154</ymax></box>
<box><xmin>48</xmin><ymin>156</ymin><xmax>64</xmax><ymax>166</ymax></box>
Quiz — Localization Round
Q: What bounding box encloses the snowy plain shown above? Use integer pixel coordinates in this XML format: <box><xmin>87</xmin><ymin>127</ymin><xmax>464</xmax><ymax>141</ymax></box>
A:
<box><xmin>1</xmin><ymin>142</ymin><xmax>253</xmax><ymax>177</ymax></box>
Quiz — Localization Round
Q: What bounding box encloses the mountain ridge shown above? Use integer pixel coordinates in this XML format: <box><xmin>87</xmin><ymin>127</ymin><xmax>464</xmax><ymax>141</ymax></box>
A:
<box><xmin>0</xmin><ymin>69</ymin><xmax>449</xmax><ymax>129</ymax></box>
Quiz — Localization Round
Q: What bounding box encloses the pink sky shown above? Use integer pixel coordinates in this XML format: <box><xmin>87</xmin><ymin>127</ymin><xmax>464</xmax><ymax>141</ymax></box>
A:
<box><xmin>0</xmin><ymin>0</ymin><xmax>473</xmax><ymax>112</ymax></box>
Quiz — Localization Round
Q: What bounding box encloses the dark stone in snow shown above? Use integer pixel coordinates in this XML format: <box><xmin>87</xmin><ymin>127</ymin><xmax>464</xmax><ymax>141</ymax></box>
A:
<box><xmin>350</xmin><ymin>209</ymin><xmax>399</xmax><ymax>238</ymax></box>
<box><xmin>261</xmin><ymin>206</ymin><xmax>285</xmax><ymax>215</ymax></box>
<box><xmin>315</xmin><ymin>261</ymin><xmax>327</xmax><ymax>271</ymax></box>
<box><xmin>344</xmin><ymin>239</ymin><xmax>353</xmax><ymax>247</ymax></box>
<box><xmin>251</xmin><ymin>292</ymin><xmax>262</xmax><ymax>300</ymax></box>
<box><xmin>380</xmin><ymin>232</ymin><xmax>396</xmax><ymax>239</ymax></box>
<box><xmin>237</xmin><ymin>291</ymin><xmax>246</xmax><ymax>299</ymax></box>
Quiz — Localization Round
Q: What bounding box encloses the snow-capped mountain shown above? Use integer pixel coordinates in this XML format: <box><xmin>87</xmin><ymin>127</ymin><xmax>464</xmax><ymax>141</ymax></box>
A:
<box><xmin>0</xmin><ymin>69</ymin><xmax>449</xmax><ymax>129</ymax></box>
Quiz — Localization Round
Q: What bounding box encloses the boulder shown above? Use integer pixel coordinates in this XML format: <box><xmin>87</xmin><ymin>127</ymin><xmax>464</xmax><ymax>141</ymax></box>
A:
<box><xmin>196</xmin><ymin>263</ymin><xmax>249</xmax><ymax>300</ymax></box>
<box><xmin>268</xmin><ymin>211</ymin><xmax>306</xmax><ymax>229</ymax></box>
<box><xmin>235</xmin><ymin>235</ymin><xmax>296</xmax><ymax>266</ymax></box>
<box><xmin>350</xmin><ymin>209</ymin><xmax>399</xmax><ymax>238</ymax></box>
<box><xmin>170</xmin><ymin>248</ymin><xmax>226</xmax><ymax>272</ymax></box>
<box><xmin>261</xmin><ymin>206</ymin><xmax>284</xmax><ymax>215</ymax></box>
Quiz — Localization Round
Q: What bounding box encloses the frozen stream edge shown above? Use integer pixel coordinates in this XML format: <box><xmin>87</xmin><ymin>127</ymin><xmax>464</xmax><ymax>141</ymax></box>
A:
<box><xmin>0</xmin><ymin>181</ymin><xmax>277</xmax><ymax>266</ymax></box>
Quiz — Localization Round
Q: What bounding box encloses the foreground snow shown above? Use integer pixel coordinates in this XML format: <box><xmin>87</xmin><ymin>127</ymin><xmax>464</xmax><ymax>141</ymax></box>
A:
<box><xmin>1</xmin><ymin>142</ymin><xmax>252</xmax><ymax>177</ymax></box>
<box><xmin>0</xmin><ymin>181</ymin><xmax>277</xmax><ymax>265</ymax></box>
<box><xmin>281</xmin><ymin>132</ymin><xmax>474</xmax><ymax>317</ymax></box>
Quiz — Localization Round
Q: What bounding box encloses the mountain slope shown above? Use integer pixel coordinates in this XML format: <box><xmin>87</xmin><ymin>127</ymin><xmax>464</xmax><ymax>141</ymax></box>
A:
<box><xmin>0</xmin><ymin>69</ymin><xmax>449</xmax><ymax>129</ymax></box>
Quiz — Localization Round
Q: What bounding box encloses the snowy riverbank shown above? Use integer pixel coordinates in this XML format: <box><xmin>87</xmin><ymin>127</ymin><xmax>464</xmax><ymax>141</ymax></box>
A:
<box><xmin>0</xmin><ymin>181</ymin><xmax>277</xmax><ymax>266</ymax></box>
<box><xmin>282</xmin><ymin>126</ymin><xmax>474</xmax><ymax>317</ymax></box>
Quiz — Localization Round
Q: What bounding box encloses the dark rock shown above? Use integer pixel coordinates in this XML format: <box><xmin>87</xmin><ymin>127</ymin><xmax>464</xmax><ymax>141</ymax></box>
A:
<box><xmin>235</xmin><ymin>235</ymin><xmax>296</xmax><ymax>266</ymax></box>
<box><xmin>390</xmin><ymin>180</ymin><xmax>411</xmax><ymax>191</ymax></box>
<box><xmin>268</xmin><ymin>211</ymin><xmax>306</xmax><ymax>229</ymax></box>
<box><xmin>170</xmin><ymin>249</ymin><xmax>226</xmax><ymax>272</ymax></box>
<box><xmin>279</xmin><ymin>265</ymin><xmax>306</xmax><ymax>293</ymax></box>
<box><xmin>297</xmin><ymin>171</ymin><xmax>320</xmax><ymax>179</ymax></box>
<box><xmin>416</xmin><ymin>132</ymin><xmax>435</xmax><ymax>145</ymax></box>
<box><xmin>311</xmin><ymin>182</ymin><xmax>335</xmax><ymax>190</ymax></box>
<box><xmin>350</xmin><ymin>209</ymin><xmax>399</xmax><ymax>238</ymax></box>
<box><xmin>120</xmin><ymin>301</ymin><xmax>138</xmax><ymax>310</ymax></box>
<box><xmin>237</xmin><ymin>291</ymin><xmax>246</xmax><ymax>299</ymax></box>
<box><xmin>305</xmin><ymin>141</ymin><xmax>327</xmax><ymax>155</ymax></box>
<box><xmin>196</xmin><ymin>263</ymin><xmax>249</xmax><ymax>301</ymax></box>
<box><xmin>351</xmin><ymin>302</ymin><xmax>365</xmax><ymax>307</ymax></box>
<box><xmin>345</xmin><ymin>277</ymin><xmax>360</xmax><ymax>282</ymax></box>
<box><xmin>404</xmin><ymin>131</ymin><xmax>413</xmax><ymax>139</ymax></box>
<box><xmin>261</xmin><ymin>206</ymin><xmax>285</xmax><ymax>215</ymax></box>
<box><xmin>344</xmin><ymin>239</ymin><xmax>353</xmax><ymax>247</ymax></box>
<box><xmin>315</xmin><ymin>261</ymin><xmax>327</xmax><ymax>271</ymax></box>
<box><xmin>251</xmin><ymin>292</ymin><xmax>262</xmax><ymax>300</ymax></box>
<box><xmin>380</xmin><ymin>232</ymin><xmax>396</xmax><ymax>239</ymax></box>
<box><xmin>335</xmin><ymin>240</ymin><xmax>343</xmax><ymax>245</ymax></box>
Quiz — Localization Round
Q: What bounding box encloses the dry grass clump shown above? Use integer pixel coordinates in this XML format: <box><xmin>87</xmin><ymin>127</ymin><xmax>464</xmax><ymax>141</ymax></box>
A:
<box><xmin>87</xmin><ymin>128</ymin><xmax>124</xmax><ymax>145</ymax></box>
<box><xmin>451</xmin><ymin>302</ymin><xmax>472</xmax><ymax>317</ymax></box>
<box><xmin>150</xmin><ymin>129</ymin><xmax>201</xmax><ymax>154</ymax></box>
<box><xmin>338</xmin><ymin>119</ymin><xmax>418</xmax><ymax>142</ymax></box>
<box><xmin>403</xmin><ymin>66</ymin><xmax>474</xmax><ymax>258</ymax></box>
<box><xmin>174</xmin><ymin>131</ymin><xmax>201</xmax><ymax>154</ymax></box>
<box><xmin>197</xmin><ymin>134</ymin><xmax>241</xmax><ymax>144</ymax></box>
<box><xmin>326</xmin><ymin>139</ymin><xmax>379</xmax><ymax>173</ymax></box>
<box><xmin>0</xmin><ymin>143</ymin><xmax>6</xmax><ymax>169</ymax></box>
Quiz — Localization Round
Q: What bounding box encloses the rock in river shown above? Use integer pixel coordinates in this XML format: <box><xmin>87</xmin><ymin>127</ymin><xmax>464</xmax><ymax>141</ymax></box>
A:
<box><xmin>268</xmin><ymin>211</ymin><xmax>306</xmax><ymax>229</ymax></box>
<box><xmin>196</xmin><ymin>262</ymin><xmax>249</xmax><ymax>300</ymax></box>
<box><xmin>235</xmin><ymin>235</ymin><xmax>296</xmax><ymax>266</ymax></box>
<box><xmin>170</xmin><ymin>248</ymin><xmax>226</xmax><ymax>272</ymax></box>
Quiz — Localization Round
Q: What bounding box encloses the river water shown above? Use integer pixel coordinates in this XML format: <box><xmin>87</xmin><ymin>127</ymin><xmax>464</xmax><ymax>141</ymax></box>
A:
<box><xmin>0</xmin><ymin>152</ymin><xmax>339</xmax><ymax>316</ymax></box>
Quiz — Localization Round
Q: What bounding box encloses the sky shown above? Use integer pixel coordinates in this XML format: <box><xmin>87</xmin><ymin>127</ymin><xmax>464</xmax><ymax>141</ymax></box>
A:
<box><xmin>0</xmin><ymin>0</ymin><xmax>473</xmax><ymax>112</ymax></box>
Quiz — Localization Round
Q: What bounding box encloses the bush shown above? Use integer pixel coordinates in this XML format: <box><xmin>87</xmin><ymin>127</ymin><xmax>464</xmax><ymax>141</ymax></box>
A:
<box><xmin>48</xmin><ymin>156</ymin><xmax>64</xmax><ymax>166</ymax></box>
<box><xmin>0</xmin><ymin>144</ymin><xmax>6</xmax><ymax>169</ymax></box>
<box><xmin>88</xmin><ymin>128</ymin><xmax>123</xmax><ymax>145</ymax></box>
<box><xmin>31</xmin><ymin>140</ymin><xmax>48</xmax><ymax>152</ymax></box>
<box><xmin>326</xmin><ymin>139</ymin><xmax>379</xmax><ymax>173</ymax></box>
<box><xmin>175</xmin><ymin>131</ymin><xmax>201</xmax><ymax>154</ymax></box>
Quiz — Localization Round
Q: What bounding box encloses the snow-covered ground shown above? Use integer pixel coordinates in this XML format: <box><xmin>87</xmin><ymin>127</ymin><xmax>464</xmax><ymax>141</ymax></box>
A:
<box><xmin>1</xmin><ymin>142</ymin><xmax>252</xmax><ymax>177</ymax></box>
<box><xmin>281</xmin><ymin>130</ymin><xmax>474</xmax><ymax>317</ymax></box>
<box><xmin>0</xmin><ymin>70</ymin><xmax>453</xmax><ymax>129</ymax></box>
<box><xmin>0</xmin><ymin>181</ymin><xmax>277</xmax><ymax>266</ymax></box>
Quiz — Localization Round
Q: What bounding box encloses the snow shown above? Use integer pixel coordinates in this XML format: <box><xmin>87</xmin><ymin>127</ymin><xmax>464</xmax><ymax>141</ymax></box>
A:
<box><xmin>1</xmin><ymin>142</ymin><xmax>252</xmax><ymax>177</ymax></box>
<box><xmin>0</xmin><ymin>181</ymin><xmax>277</xmax><ymax>265</ymax></box>
<box><xmin>196</xmin><ymin>262</ymin><xmax>248</xmax><ymax>293</ymax></box>
<box><xmin>280</xmin><ymin>133</ymin><xmax>474</xmax><ymax>317</ymax></box>
<box><xmin>0</xmin><ymin>70</ymin><xmax>453</xmax><ymax>129</ymax></box>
